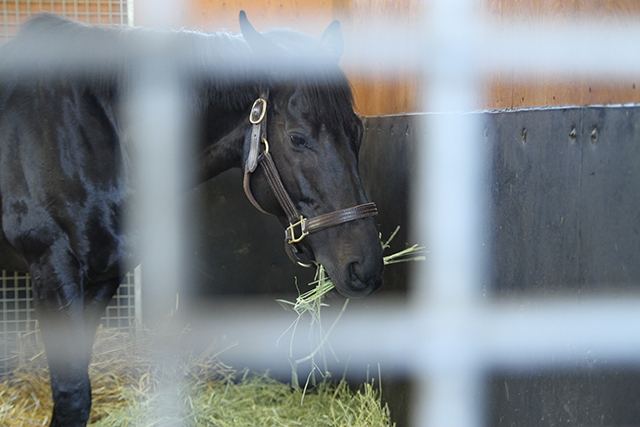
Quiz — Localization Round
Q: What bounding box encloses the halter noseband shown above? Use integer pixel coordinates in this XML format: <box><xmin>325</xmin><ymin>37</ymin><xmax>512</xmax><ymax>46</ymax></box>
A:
<box><xmin>242</xmin><ymin>91</ymin><xmax>378</xmax><ymax>267</ymax></box>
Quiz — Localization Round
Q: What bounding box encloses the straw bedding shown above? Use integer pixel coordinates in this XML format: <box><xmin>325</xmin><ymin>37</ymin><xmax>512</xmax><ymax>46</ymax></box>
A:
<box><xmin>0</xmin><ymin>326</ymin><xmax>393</xmax><ymax>427</ymax></box>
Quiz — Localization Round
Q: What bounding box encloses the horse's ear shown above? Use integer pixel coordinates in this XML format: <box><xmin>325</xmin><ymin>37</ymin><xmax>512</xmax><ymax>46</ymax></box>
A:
<box><xmin>320</xmin><ymin>20</ymin><xmax>344</xmax><ymax>62</ymax></box>
<box><xmin>240</xmin><ymin>11</ymin><xmax>266</xmax><ymax>51</ymax></box>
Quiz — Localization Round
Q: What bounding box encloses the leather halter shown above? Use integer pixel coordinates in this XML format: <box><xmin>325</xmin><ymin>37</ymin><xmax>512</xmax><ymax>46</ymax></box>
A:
<box><xmin>242</xmin><ymin>91</ymin><xmax>378</xmax><ymax>267</ymax></box>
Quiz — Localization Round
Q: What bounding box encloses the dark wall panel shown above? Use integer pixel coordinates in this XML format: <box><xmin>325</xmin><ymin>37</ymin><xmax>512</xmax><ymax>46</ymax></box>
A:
<box><xmin>488</xmin><ymin>106</ymin><xmax>640</xmax><ymax>296</ymax></box>
<box><xmin>188</xmin><ymin>168</ymin><xmax>315</xmax><ymax>298</ymax></box>
<box><xmin>489</xmin><ymin>368</ymin><xmax>640</xmax><ymax>427</ymax></box>
<box><xmin>579</xmin><ymin>107</ymin><xmax>640</xmax><ymax>289</ymax></box>
<box><xmin>357</xmin><ymin>106</ymin><xmax>640</xmax><ymax>426</ymax></box>
<box><xmin>359</xmin><ymin>115</ymin><xmax>417</xmax><ymax>293</ymax></box>
<box><xmin>484</xmin><ymin>106</ymin><xmax>640</xmax><ymax>427</ymax></box>
<box><xmin>489</xmin><ymin>107</ymin><xmax>583</xmax><ymax>296</ymax></box>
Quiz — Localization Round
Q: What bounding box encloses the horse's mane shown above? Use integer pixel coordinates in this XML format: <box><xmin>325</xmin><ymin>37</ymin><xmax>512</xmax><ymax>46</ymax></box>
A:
<box><xmin>0</xmin><ymin>14</ymin><xmax>256</xmax><ymax>109</ymax></box>
<box><xmin>0</xmin><ymin>14</ymin><xmax>358</xmax><ymax>134</ymax></box>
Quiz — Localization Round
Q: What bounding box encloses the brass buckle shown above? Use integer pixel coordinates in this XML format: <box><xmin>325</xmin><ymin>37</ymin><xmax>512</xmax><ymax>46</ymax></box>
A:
<box><xmin>286</xmin><ymin>215</ymin><xmax>309</xmax><ymax>244</ymax></box>
<box><xmin>249</xmin><ymin>98</ymin><xmax>267</xmax><ymax>124</ymax></box>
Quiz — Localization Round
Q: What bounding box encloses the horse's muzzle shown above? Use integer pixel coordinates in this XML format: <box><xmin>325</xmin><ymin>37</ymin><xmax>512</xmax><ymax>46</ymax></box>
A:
<box><xmin>341</xmin><ymin>258</ymin><xmax>384</xmax><ymax>298</ymax></box>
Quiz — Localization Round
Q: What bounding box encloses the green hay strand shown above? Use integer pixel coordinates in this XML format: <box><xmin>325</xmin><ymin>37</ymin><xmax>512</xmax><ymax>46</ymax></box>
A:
<box><xmin>276</xmin><ymin>226</ymin><xmax>426</xmax><ymax>393</ymax></box>
<box><xmin>87</xmin><ymin>370</ymin><xmax>394</xmax><ymax>427</ymax></box>
<box><xmin>278</xmin><ymin>226</ymin><xmax>426</xmax><ymax>317</ymax></box>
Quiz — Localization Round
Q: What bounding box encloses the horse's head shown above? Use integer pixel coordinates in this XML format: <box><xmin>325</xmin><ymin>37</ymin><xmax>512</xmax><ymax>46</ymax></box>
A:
<box><xmin>239</xmin><ymin>12</ymin><xmax>383</xmax><ymax>298</ymax></box>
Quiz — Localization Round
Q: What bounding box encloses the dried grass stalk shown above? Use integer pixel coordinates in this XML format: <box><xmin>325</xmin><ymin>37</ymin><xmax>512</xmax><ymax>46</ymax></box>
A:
<box><xmin>0</xmin><ymin>326</ymin><xmax>233</xmax><ymax>426</ymax></box>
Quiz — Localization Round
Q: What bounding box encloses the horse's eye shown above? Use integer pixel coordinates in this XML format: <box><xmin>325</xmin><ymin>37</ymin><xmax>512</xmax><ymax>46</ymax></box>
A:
<box><xmin>289</xmin><ymin>135</ymin><xmax>308</xmax><ymax>148</ymax></box>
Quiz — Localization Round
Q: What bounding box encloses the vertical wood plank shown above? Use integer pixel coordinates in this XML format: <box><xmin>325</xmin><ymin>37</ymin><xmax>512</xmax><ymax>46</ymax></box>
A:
<box><xmin>179</xmin><ymin>0</ymin><xmax>333</xmax><ymax>36</ymax></box>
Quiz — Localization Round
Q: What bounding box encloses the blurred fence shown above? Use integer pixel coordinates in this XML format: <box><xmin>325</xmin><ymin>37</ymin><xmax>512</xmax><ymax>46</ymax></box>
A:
<box><xmin>2</xmin><ymin>1</ymin><xmax>640</xmax><ymax>426</ymax></box>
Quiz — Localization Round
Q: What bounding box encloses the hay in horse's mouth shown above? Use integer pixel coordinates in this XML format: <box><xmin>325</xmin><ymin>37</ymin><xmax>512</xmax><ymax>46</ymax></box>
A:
<box><xmin>276</xmin><ymin>226</ymin><xmax>426</xmax><ymax>393</ymax></box>
<box><xmin>278</xmin><ymin>226</ymin><xmax>426</xmax><ymax>317</ymax></box>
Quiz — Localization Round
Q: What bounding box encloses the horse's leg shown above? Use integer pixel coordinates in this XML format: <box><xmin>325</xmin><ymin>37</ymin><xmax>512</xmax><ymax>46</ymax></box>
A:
<box><xmin>30</xmin><ymin>256</ymin><xmax>122</xmax><ymax>427</ymax></box>
<box><xmin>33</xmin><ymin>269</ymin><xmax>92</xmax><ymax>427</ymax></box>
<box><xmin>38</xmin><ymin>276</ymin><xmax>122</xmax><ymax>427</ymax></box>
<box><xmin>82</xmin><ymin>277</ymin><xmax>122</xmax><ymax>357</ymax></box>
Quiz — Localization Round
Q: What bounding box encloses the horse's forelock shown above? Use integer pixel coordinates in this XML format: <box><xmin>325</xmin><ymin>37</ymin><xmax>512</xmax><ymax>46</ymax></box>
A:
<box><xmin>300</xmin><ymin>75</ymin><xmax>360</xmax><ymax>145</ymax></box>
<box><xmin>259</xmin><ymin>29</ymin><xmax>360</xmax><ymax>145</ymax></box>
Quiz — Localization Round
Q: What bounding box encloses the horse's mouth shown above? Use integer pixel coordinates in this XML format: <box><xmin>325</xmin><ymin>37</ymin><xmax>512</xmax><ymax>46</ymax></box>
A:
<box><xmin>347</xmin><ymin>261</ymin><xmax>384</xmax><ymax>295</ymax></box>
<box><xmin>284</xmin><ymin>239</ymin><xmax>383</xmax><ymax>297</ymax></box>
<box><xmin>284</xmin><ymin>240</ymin><xmax>316</xmax><ymax>268</ymax></box>
<box><xmin>324</xmin><ymin>257</ymin><xmax>384</xmax><ymax>299</ymax></box>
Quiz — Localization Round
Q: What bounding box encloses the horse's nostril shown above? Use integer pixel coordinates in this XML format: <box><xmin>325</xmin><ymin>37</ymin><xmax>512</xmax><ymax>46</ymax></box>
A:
<box><xmin>338</xmin><ymin>259</ymin><xmax>384</xmax><ymax>297</ymax></box>
<box><xmin>348</xmin><ymin>261</ymin><xmax>359</xmax><ymax>283</ymax></box>
<box><xmin>347</xmin><ymin>261</ymin><xmax>372</xmax><ymax>291</ymax></box>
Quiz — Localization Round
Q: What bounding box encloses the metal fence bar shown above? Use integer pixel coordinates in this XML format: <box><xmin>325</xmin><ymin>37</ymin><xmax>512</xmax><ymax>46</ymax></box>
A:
<box><xmin>4</xmin><ymin>14</ymin><xmax>640</xmax><ymax>75</ymax></box>
<box><xmin>413</xmin><ymin>0</ymin><xmax>485</xmax><ymax>425</ymax></box>
<box><xmin>127</xmin><ymin>0</ymin><xmax>134</xmax><ymax>25</ymax></box>
<box><xmin>134</xmin><ymin>264</ymin><xmax>143</xmax><ymax>327</ymax></box>
<box><xmin>121</xmin><ymin>1</ymin><xmax>191</xmax><ymax>423</ymax></box>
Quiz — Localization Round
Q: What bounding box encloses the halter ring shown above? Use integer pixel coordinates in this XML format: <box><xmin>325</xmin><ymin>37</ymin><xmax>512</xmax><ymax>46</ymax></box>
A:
<box><xmin>249</xmin><ymin>98</ymin><xmax>267</xmax><ymax>124</ymax></box>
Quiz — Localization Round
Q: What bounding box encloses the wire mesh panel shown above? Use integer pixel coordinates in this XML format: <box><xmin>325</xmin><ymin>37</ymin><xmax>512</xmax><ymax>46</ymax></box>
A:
<box><xmin>0</xmin><ymin>270</ymin><xmax>139</xmax><ymax>375</ymax></box>
<box><xmin>103</xmin><ymin>271</ymin><xmax>138</xmax><ymax>330</ymax></box>
<box><xmin>0</xmin><ymin>270</ymin><xmax>33</xmax><ymax>376</ymax></box>
<box><xmin>1</xmin><ymin>0</ymin><xmax>131</xmax><ymax>45</ymax></box>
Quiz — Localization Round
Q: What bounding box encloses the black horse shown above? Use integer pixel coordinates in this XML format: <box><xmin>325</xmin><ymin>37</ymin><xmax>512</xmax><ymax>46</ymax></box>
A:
<box><xmin>0</xmin><ymin>12</ymin><xmax>383</xmax><ymax>427</ymax></box>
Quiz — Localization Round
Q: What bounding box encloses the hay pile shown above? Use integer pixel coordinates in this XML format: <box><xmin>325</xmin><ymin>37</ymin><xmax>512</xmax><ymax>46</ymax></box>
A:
<box><xmin>0</xmin><ymin>326</ymin><xmax>393</xmax><ymax>427</ymax></box>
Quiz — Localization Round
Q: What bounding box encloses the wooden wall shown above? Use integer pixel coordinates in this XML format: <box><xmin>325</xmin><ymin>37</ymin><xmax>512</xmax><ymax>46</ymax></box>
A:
<box><xmin>484</xmin><ymin>0</ymin><xmax>640</xmax><ymax>110</ymax></box>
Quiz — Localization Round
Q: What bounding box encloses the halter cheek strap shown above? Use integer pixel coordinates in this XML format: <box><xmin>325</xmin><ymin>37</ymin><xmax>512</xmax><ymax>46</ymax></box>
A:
<box><xmin>242</xmin><ymin>92</ymin><xmax>378</xmax><ymax>266</ymax></box>
<box><xmin>243</xmin><ymin>93</ymin><xmax>271</xmax><ymax>215</ymax></box>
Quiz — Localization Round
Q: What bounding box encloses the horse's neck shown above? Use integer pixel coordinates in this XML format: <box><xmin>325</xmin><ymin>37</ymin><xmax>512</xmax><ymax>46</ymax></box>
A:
<box><xmin>192</xmin><ymin>107</ymin><xmax>251</xmax><ymax>186</ymax></box>
<box><xmin>117</xmin><ymin>28</ymin><xmax>257</xmax><ymax>187</ymax></box>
